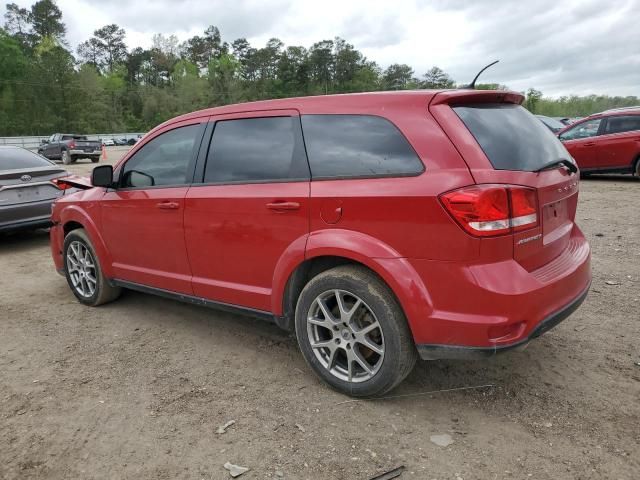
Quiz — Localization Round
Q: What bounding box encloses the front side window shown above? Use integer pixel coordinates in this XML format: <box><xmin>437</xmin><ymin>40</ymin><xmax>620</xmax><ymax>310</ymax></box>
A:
<box><xmin>559</xmin><ymin>118</ymin><xmax>602</xmax><ymax>140</ymax></box>
<box><xmin>204</xmin><ymin>116</ymin><xmax>308</xmax><ymax>183</ymax></box>
<box><xmin>301</xmin><ymin>115</ymin><xmax>423</xmax><ymax>178</ymax></box>
<box><xmin>604</xmin><ymin>115</ymin><xmax>640</xmax><ymax>135</ymax></box>
<box><xmin>120</xmin><ymin>124</ymin><xmax>201</xmax><ymax>188</ymax></box>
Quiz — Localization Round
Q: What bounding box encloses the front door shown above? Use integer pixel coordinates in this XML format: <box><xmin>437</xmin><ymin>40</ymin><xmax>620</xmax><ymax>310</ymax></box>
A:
<box><xmin>184</xmin><ymin>111</ymin><xmax>310</xmax><ymax>312</ymax></box>
<box><xmin>100</xmin><ymin>121</ymin><xmax>206</xmax><ymax>294</ymax></box>
<box><xmin>558</xmin><ymin>118</ymin><xmax>603</xmax><ymax>169</ymax></box>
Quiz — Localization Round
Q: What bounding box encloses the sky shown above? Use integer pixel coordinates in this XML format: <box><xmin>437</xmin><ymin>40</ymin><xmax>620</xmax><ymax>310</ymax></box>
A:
<box><xmin>3</xmin><ymin>0</ymin><xmax>640</xmax><ymax>97</ymax></box>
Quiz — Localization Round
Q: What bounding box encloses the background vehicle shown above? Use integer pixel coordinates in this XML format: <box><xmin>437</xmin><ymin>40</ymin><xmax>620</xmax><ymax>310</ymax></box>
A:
<box><xmin>0</xmin><ymin>146</ymin><xmax>71</xmax><ymax>232</ymax></box>
<box><xmin>558</xmin><ymin>107</ymin><xmax>640</xmax><ymax>176</ymax></box>
<box><xmin>101</xmin><ymin>138</ymin><xmax>115</xmax><ymax>146</ymax></box>
<box><xmin>38</xmin><ymin>134</ymin><xmax>102</xmax><ymax>165</ymax></box>
<box><xmin>536</xmin><ymin>114</ymin><xmax>566</xmax><ymax>133</ymax></box>
<box><xmin>50</xmin><ymin>90</ymin><xmax>591</xmax><ymax>397</ymax></box>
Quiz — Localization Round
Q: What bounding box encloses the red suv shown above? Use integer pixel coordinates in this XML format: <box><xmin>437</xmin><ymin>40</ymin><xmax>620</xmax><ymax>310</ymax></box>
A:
<box><xmin>558</xmin><ymin>107</ymin><xmax>640</xmax><ymax>176</ymax></box>
<box><xmin>50</xmin><ymin>90</ymin><xmax>591</xmax><ymax>397</ymax></box>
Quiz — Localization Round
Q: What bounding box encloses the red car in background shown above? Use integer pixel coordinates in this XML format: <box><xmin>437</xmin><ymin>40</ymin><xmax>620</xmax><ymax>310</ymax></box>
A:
<box><xmin>50</xmin><ymin>90</ymin><xmax>591</xmax><ymax>397</ymax></box>
<box><xmin>558</xmin><ymin>107</ymin><xmax>640</xmax><ymax>176</ymax></box>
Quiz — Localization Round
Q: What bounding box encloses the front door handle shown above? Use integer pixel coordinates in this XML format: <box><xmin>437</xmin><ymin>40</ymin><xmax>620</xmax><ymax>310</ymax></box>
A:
<box><xmin>156</xmin><ymin>201</ymin><xmax>180</xmax><ymax>210</ymax></box>
<box><xmin>266</xmin><ymin>201</ymin><xmax>300</xmax><ymax>211</ymax></box>
<box><xmin>583</xmin><ymin>142</ymin><xmax>595</xmax><ymax>147</ymax></box>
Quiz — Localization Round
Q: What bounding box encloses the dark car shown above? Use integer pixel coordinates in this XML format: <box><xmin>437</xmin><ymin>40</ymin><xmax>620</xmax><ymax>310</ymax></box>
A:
<box><xmin>536</xmin><ymin>115</ymin><xmax>566</xmax><ymax>133</ymax></box>
<box><xmin>38</xmin><ymin>133</ymin><xmax>102</xmax><ymax>165</ymax></box>
<box><xmin>0</xmin><ymin>146</ymin><xmax>71</xmax><ymax>233</ymax></box>
<box><xmin>51</xmin><ymin>90</ymin><xmax>591</xmax><ymax>397</ymax></box>
<box><xmin>557</xmin><ymin>107</ymin><xmax>640</xmax><ymax>176</ymax></box>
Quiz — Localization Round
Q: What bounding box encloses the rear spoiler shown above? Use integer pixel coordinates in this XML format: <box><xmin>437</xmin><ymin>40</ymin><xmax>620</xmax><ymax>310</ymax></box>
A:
<box><xmin>430</xmin><ymin>89</ymin><xmax>524</xmax><ymax>107</ymax></box>
<box><xmin>56</xmin><ymin>175</ymin><xmax>94</xmax><ymax>190</ymax></box>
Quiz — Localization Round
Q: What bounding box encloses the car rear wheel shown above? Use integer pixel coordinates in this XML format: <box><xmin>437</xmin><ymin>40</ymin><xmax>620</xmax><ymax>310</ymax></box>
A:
<box><xmin>90</xmin><ymin>156</ymin><xmax>100</xmax><ymax>163</ymax></box>
<box><xmin>61</xmin><ymin>150</ymin><xmax>72</xmax><ymax>165</ymax></box>
<box><xmin>635</xmin><ymin>157</ymin><xmax>640</xmax><ymax>177</ymax></box>
<box><xmin>63</xmin><ymin>229</ymin><xmax>121</xmax><ymax>306</ymax></box>
<box><xmin>295</xmin><ymin>265</ymin><xmax>417</xmax><ymax>397</ymax></box>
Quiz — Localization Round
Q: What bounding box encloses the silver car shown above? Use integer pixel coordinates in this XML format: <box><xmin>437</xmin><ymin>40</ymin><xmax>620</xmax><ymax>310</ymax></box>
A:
<box><xmin>0</xmin><ymin>146</ymin><xmax>70</xmax><ymax>233</ymax></box>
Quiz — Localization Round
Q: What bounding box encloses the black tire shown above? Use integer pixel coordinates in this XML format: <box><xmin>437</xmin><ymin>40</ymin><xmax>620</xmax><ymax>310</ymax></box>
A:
<box><xmin>63</xmin><ymin>228</ymin><xmax>121</xmax><ymax>306</ymax></box>
<box><xmin>90</xmin><ymin>156</ymin><xmax>100</xmax><ymax>163</ymax></box>
<box><xmin>61</xmin><ymin>149</ymin><xmax>72</xmax><ymax>165</ymax></box>
<box><xmin>634</xmin><ymin>157</ymin><xmax>640</xmax><ymax>177</ymax></box>
<box><xmin>295</xmin><ymin>265</ymin><xmax>417</xmax><ymax>397</ymax></box>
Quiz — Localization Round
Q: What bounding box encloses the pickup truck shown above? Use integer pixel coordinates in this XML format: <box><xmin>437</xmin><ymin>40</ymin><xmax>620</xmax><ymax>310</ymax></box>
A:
<box><xmin>38</xmin><ymin>134</ymin><xmax>102</xmax><ymax>165</ymax></box>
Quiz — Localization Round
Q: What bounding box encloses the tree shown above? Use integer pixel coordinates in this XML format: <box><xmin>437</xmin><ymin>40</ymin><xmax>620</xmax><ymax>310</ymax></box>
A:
<box><xmin>30</xmin><ymin>0</ymin><xmax>65</xmax><ymax>43</ymax></box>
<box><xmin>93</xmin><ymin>24</ymin><xmax>127</xmax><ymax>72</ymax></box>
<box><xmin>382</xmin><ymin>63</ymin><xmax>414</xmax><ymax>90</ymax></box>
<box><xmin>525</xmin><ymin>88</ymin><xmax>543</xmax><ymax>113</ymax></box>
<box><xmin>421</xmin><ymin>66</ymin><xmax>454</xmax><ymax>89</ymax></box>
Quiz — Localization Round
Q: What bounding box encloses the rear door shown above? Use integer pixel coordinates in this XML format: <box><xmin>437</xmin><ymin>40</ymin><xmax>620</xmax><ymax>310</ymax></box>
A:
<box><xmin>430</xmin><ymin>92</ymin><xmax>580</xmax><ymax>271</ymax></box>
<box><xmin>557</xmin><ymin>118</ymin><xmax>603</xmax><ymax>169</ymax></box>
<box><xmin>184</xmin><ymin>110</ymin><xmax>310</xmax><ymax>312</ymax></box>
<box><xmin>595</xmin><ymin>115</ymin><xmax>640</xmax><ymax>170</ymax></box>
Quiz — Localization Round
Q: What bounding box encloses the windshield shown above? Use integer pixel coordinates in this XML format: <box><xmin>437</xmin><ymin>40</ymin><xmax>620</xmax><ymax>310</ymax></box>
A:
<box><xmin>0</xmin><ymin>147</ymin><xmax>54</xmax><ymax>170</ymax></box>
<box><xmin>453</xmin><ymin>103</ymin><xmax>571</xmax><ymax>171</ymax></box>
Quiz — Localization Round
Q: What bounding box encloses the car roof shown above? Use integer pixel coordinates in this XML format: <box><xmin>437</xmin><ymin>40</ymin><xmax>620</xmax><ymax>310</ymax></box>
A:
<box><xmin>149</xmin><ymin>89</ymin><xmax>524</xmax><ymax>135</ymax></box>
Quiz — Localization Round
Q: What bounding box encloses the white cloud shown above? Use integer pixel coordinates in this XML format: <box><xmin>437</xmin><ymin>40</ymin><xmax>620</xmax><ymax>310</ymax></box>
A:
<box><xmin>3</xmin><ymin>0</ymin><xmax>639</xmax><ymax>96</ymax></box>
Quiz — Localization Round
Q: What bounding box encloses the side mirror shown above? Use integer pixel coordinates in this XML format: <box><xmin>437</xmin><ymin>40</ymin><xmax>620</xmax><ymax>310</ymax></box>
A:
<box><xmin>91</xmin><ymin>165</ymin><xmax>114</xmax><ymax>188</ymax></box>
<box><xmin>41</xmin><ymin>139</ymin><xmax>48</xmax><ymax>145</ymax></box>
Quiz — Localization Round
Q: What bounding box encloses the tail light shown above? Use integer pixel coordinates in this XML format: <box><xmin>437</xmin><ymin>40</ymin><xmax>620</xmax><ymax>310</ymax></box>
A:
<box><xmin>68</xmin><ymin>140</ymin><xmax>76</xmax><ymax>149</ymax></box>
<box><xmin>51</xmin><ymin>177</ymin><xmax>73</xmax><ymax>190</ymax></box>
<box><xmin>440</xmin><ymin>185</ymin><xmax>539</xmax><ymax>237</ymax></box>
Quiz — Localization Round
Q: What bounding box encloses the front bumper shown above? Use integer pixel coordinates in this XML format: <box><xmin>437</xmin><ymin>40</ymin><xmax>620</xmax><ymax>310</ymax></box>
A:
<box><xmin>416</xmin><ymin>281</ymin><xmax>590</xmax><ymax>360</ymax></box>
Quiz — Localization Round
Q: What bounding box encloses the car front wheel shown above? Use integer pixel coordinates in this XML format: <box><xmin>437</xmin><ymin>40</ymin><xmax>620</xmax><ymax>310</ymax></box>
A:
<box><xmin>295</xmin><ymin>265</ymin><xmax>417</xmax><ymax>397</ymax></box>
<box><xmin>63</xmin><ymin>229</ymin><xmax>121</xmax><ymax>306</ymax></box>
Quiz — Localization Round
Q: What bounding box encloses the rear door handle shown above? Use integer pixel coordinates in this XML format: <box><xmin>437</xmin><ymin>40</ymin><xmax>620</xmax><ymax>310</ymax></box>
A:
<box><xmin>266</xmin><ymin>201</ymin><xmax>300</xmax><ymax>211</ymax></box>
<box><xmin>156</xmin><ymin>201</ymin><xmax>180</xmax><ymax>210</ymax></box>
<box><xmin>583</xmin><ymin>142</ymin><xmax>595</xmax><ymax>147</ymax></box>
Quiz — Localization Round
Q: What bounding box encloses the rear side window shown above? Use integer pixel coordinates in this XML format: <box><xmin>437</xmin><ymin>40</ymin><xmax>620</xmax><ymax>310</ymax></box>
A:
<box><xmin>301</xmin><ymin>115</ymin><xmax>423</xmax><ymax>179</ymax></box>
<box><xmin>454</xmin><ymin>104</ymin><xmax>570</xmax><ymax>171</ymax></box>
<box><xmin>204</xmin><ymin>116</ymin><xmax>309</xmax><ymax>183</ymax></box>
<box><xmin>0</xmin><ymin>147</ymin><xmax>53</xmax><ymax>170</ymax></box>
<box><xmin>605</xmin><ymin>115</ymin><xmax>640</xmax><ymax>134</ymax></box>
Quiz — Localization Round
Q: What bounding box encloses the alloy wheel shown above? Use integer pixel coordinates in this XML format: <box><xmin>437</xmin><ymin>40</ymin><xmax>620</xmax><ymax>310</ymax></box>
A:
<box><xmin>306</xmin><ymin>289</ymin><xmax>385</xmax><ymax>383</ymax></box>
<box><xmin>66</xmin><ymin>241</ymin><xmax>97</xmax><ymax>298</ymax></box>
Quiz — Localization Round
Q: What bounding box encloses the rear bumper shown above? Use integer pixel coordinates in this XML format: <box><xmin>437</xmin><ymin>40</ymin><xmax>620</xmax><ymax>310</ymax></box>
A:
<box><xmin>406</xmin><ymin>225</ymin><xmax>592</xmax><ymax>355</ymax></box>
<box><xmin>69</xmin><ymin>149</ymin><xmax>101</xmax><ymax>157</ymax></box>
<box><xmin>0</xmin><ymin>199</ymin><xmax>56</xmax><ymax>232</ymax></box>
<box><xmin>416</xmin><ymin>281</ymin><xmax>590</xmax><ymax>359</ymax></box>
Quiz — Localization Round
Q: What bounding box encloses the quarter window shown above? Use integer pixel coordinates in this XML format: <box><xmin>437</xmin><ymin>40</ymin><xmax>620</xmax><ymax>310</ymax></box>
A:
<box><xmin>120</xmin><ymin>124</ymin><xmax>201</xmax><ymax>188</ymax></box>
<box><xmin>604</xmin><ymin>115</ymin><xmax>640</xmax><ymax>135</ymax></box>
<box><xmin>204</xmin><ymin>116</ymin><xmax>308</xmax><ymax>183</ymax></box>
<box><xmin>559</xmin><ymin>119</ymin><xmax>602</xmax><ymax>140</ymax></box>
<box><xmin>300</xmin><ymin>115</ymin><xmax>423</xmax><ymax>178</ymax></box>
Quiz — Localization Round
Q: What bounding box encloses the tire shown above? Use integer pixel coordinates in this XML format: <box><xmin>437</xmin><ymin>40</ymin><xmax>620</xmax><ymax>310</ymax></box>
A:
<box><xmin>295</xmin><ymin>265</ymin><xmax>417</xmax><ymax>397</ymax></box>
<box><xmin>634</xmin><ymin>157</ymin><xmax>640</xmax><ymax>177</ymax></box>
<box><xmin>63</xmin><ymin>228</ymin><xmax>121</xmax><ymax>306</ymax></box>
<box><xmin>61</xmin><ymin>150</ymin><xmax>72</xmax><ymax>165</ymax></box>
<box><xmin>90</xmin><ymin>156</ymin><xmax>100</xmax><ymax>163</ymax></box>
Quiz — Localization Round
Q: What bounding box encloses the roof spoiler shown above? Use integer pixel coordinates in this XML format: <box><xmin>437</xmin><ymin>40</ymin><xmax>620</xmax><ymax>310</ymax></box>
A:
<box><xmin>463</xmin><ymin>60</ymin><xmax>500</xmax><ymax>89</ymax></box>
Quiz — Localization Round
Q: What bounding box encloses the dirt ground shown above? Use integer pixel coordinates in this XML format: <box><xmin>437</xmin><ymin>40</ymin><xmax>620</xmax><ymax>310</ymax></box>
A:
<box><xmin>1</xmin><ymin>150</ymin><xmax>639</xmax><ymax>480</ymax></box>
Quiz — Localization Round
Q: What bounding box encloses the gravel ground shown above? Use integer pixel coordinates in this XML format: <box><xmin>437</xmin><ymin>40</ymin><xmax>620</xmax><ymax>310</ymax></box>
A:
<box><xmin>1</xmin><ymin>150</ymin><xmax>639</xmax><ymax>479</ymax></box>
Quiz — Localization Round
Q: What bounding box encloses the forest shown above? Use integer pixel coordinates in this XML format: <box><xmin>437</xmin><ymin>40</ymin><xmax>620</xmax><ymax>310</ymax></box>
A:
<box><xmin>1</xmin><ymin>0</ymin><xmax>638</xmax><ymax>136</ymax></box>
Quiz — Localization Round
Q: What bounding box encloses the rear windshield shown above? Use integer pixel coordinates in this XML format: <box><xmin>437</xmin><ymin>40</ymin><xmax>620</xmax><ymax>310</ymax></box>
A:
<box><xmin>453</xmin><ymin>103</ymin><xmax>570</xmax><ymax>171</ymax></box>
<box><xmin>0</xmin><ymin>147</ymin><xmax>53</xmax><ymax>170</ymax></box>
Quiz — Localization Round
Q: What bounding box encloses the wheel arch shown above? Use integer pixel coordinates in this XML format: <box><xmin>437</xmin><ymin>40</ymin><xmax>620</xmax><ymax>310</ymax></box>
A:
<box><xmin>60</xmin><ymin>206</ymin><xmax>113</xmax><ymax>278</ymax></box>
<box><xmin>272</xmin><ymin>229</ymin><xmax>433</xmax><ymax>337</ymax></box>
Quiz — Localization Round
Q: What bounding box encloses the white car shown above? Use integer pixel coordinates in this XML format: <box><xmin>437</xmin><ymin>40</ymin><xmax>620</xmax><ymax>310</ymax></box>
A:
<box><xmin>102</xmin><ymin>139</ymin><xmax>115</xmax><ymax>146</ymax></box>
